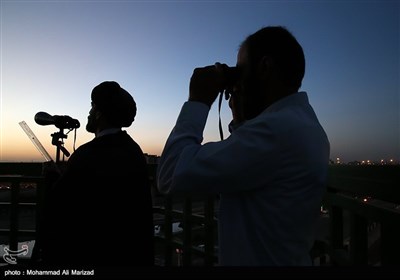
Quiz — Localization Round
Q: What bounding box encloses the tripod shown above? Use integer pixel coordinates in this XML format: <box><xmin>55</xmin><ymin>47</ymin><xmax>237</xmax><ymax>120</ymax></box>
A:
<box><xmin>51</xmin><ymin>128</ymin><xmax>70</xmax><ymax>164</ymax></box>
<box><xmin>30</xmin><ymin>128</ymin><xmax>71</xmax><ymax>262</ymax></box>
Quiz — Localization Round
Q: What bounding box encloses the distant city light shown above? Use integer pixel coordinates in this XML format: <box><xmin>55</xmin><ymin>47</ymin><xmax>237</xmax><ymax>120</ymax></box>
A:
<box><xmin>329</xmin><ymin>157</ymin><xmax>399</xmax><ymax>165</ymax></box>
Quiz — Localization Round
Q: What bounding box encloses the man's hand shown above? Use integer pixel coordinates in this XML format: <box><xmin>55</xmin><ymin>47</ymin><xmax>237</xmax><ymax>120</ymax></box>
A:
<box><xmin>189</xmin><ymin>63</ymin><xmax>227</xmax><ymax>107</ymax></box>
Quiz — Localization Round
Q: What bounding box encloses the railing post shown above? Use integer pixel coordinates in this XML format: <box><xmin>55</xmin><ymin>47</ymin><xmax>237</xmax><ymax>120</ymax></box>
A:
<box><xmin>328</xmin><ymin>205</ymin><xmax>353</xmax><ymax>265</ymax></box>
<box><xmin>10</xmin><ymin>181</ymin><xmax>20</xmax><ymax>252</ymax></box>
<box><xmin>329</xmin><ymin>205</ymin><xmax>344</xmax><ymax>250</ymax></box>
<box><xmin>182</xmin><ymin>197</ymin><xmax>192</xmax><ymax>266</ymax></box>
<box><xmin>31</xmin><ymin>177</ymin><xmax>45</xmax><ymax>261</ymax></box>
<box><xmin>164</xmin><ymin>195</ymin><xmax>173</xmax><ymax>266</ymax></box>
<box><xmin>349</xmin><ymin>213</ymin><xmax>368</xmax><ymax>265</ymax></box>
<box><xmin>204</xmin><ymin>195</ymin><xmax>215</xmax><ymax>266</ymax></box>
<box><xmin>381</xmin><ymin>221</ymin><xmax>400</xmax><ymax>265</ymax></box>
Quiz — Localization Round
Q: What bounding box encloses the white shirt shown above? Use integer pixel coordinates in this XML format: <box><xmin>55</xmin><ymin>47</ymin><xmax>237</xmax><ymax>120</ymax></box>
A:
<box><xmin>157</xmin><ymin>92</ymin><xmax>330</xmax><ymax>266</ymax></box>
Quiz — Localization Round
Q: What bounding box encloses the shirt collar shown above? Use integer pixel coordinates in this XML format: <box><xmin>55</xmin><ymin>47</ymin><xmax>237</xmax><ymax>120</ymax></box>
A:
<box><xmin>264</xmin><ymin>91</ymin><xmax>309</xmax><ymax>113</ymax></box>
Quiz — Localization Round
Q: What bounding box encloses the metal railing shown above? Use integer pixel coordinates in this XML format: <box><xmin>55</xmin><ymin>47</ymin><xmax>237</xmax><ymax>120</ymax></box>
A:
<box><xmin>316</xmin><ymin>166</ymin><xmax>400</xmax><ymax>266</ymax></box>
<box><xmin>153</xmin><ymin>194</ymin><xmax>218</xmax><ymax>266</ymax></box>
<box><xmin>0</xmin><ymin>176</ymin><xmax>45</xmax><ymax>261</ymax></box>
<box><xmin>2</xmin><ymin>165</ymin><xmax>399</xmax><ymax>266</ymax></box>
<box><xmin>0</xmin><ymin>173</ymin><xmax>219</xmax><ymax>266</ymax></box>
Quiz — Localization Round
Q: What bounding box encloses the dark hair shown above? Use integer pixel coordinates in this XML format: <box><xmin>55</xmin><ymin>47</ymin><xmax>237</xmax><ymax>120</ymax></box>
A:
<box><xmin>243</xmin><ymin>26</ymin><xmax>305</xmax><ymax>91</ymax></box>
<box><xmin>91</xmin><ymin>81</ymin><xmax>137</xmax><ymax>127</ymax></box>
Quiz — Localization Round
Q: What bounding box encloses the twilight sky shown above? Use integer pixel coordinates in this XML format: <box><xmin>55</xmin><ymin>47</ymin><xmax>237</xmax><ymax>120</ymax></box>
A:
<box><xmin>0</xmin><ymin>0</ymin><xmax>399</xmax><ymax>163</ymax></box>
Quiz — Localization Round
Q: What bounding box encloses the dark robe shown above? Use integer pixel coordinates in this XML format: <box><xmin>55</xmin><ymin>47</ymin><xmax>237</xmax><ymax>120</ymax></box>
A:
<box><xmin>41</xmin><ymin>131</ymin><xmax>154</xmax><ymax>266</ymax></box>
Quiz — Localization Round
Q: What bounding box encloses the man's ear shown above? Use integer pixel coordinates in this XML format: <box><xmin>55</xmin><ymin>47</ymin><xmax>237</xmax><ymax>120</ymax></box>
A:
<box><xmin>90</xmin><ymin>103</ymin><xmax>101</xmax><ymax>120</ymax></box>
<box><xmin>259</xmin><ymin>56</ymin><xmax>274</xmax><ymax>78</ymax></box>
<box><xmin>94</xmin><ymin>110</ymin><xmax>103</xmax><ymax>120</ymax></box>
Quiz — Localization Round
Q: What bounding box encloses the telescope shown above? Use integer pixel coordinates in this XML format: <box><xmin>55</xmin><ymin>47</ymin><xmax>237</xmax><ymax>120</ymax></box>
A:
<box><xmin>35</xmin><ymin>111</ymin><xmax>80</xmax><ymax>129</ymax></box>
<box><xmin>34</xmin><ymin>111</ymin><xmax>80</xmax><ymax>163</ymax></box>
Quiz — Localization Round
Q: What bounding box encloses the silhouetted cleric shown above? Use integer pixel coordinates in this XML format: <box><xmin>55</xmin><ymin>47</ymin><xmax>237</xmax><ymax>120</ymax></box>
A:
<box><xmin>40</xmin><ymin>81</ymin><xmax>154</xmax><ymax>266</ymax></box>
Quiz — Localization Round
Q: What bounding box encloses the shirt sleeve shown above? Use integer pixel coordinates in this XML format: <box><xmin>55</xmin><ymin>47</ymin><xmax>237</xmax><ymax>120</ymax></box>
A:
<box><xmin>157</xmin><ymin>101</ymin><xmax>279</xmax><ymax>195</ymax></box>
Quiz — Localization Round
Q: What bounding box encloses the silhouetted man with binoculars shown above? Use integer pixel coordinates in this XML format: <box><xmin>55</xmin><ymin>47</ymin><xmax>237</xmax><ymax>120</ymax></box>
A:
<box><xmin>158</xmin><ymin>26</ymin><xmax>330</xmax><ymax>266</ymax></box>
